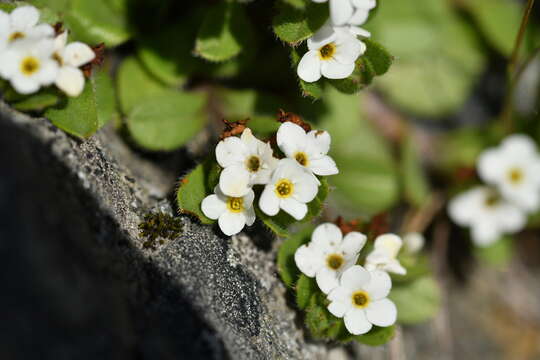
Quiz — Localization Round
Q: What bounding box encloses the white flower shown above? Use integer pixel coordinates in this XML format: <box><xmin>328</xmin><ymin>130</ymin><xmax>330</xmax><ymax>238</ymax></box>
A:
<box><xmin>295</xmin><ymin>223</ymin><xmax>367</xmax><ymax>294</ymax></box>
<box><xmin>259</xmin><ymin>158</ymin><xmax>319</xmax><ymax>220</ymax></box>
<box><xmin>53</xmin><ymin>32</ymin><xmax>95</xmax><ymax>97</ymax></box>
<box><xmin>327</xmin><ymin>265</ymin><xmax>397</xmax><ymax>335</ymax></box>
<box><xmin>311</xmin><ymin>0</ymin><xmax>376</xmax><ymax>26</ymax></box>
<box><xmin>0</xmin><ymin>6</ymin><xmax>53</xmax><ymax>51</ymax></box>
<box><xmin>0</xmin><ymin>37</ymin><xmax>58</xmax><ymax>94</ymax></box>
<box><xmin>201</xmin><ymin>186</ymin><xmax>256</xmax><ymax>236</ymax></box>
<box><xmin>365</xmin><ymin>234</ymin><xmax>406</xmax><ymax>275</ymax></box>
<box><xmin>216</xmin><ymin>128</ymin><xmax>278</xmax><ymax>197</ymax></box>
<box><xmin>448</xmin><ymin>186</ymin><xmax>526</xmax><ymax>247</ymax></box>
<box><xmin>297</xmin><ymin>24</ymin><xmax>365</xmax><ymax>83</ymax></box>
<box><xmin>276</xmin><ymin>122</ymin><xmax>338</xmax><ymax>176</ymax></box>
<box><xmin>478</xmin><ymin>135</ymin><xmax>540</xmax><ymax>213</ymax></box>
<box><xmin>403</xmin><ymin>232</ymin><xmax>425</xmax><ymax>254</ymax></box>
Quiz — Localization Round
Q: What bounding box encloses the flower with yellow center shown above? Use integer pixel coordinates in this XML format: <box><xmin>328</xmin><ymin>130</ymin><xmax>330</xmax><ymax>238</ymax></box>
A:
<box><xmin>0</xmin><ymin>37</ymin><xmax>58</xmax><ymax>94</ymax></box>
<box><xmin>216</xmin><ymin>128</ymin><xmax>278</xmax><ymax>197</ymax></box>
<box><xmin>448</xmin><ymin>186</ymin><xmax>526</xmax><ymax>247</ymax></box>
<box><xmin>297</xmin><ymin>24</ymin><xmax>365</xmax><ymax>83</ymax></box>
<box><xmin>295</xmin><ymin>223</ymin><xmax>367</xmax><ymax>294</ymax></box>
<box><xmin>276</xmin><ymin>122</ymin><xmax>338</xmax><ymax>177</ymax></box>
<box><xmin>478</xmin><ymin>135</ymin><xmax>540</xmax><ymax>213</ymax></box>
<box><xmin>201</xmin><ymin>186</ymin><xmax>255</xmax><ymax>236</ymax></box>
<box><xmin>310</xmin><ymin>0</ymin><xmax>376</xmax><ymax>27</ymax></box>
<box><xmin>365</xmin><ymin>234</ymin><xmax>407</xmax><ymax>275</ymax></box>
<box><xmin>259</xmin><ymin>159</ymin><xmax>319</xmax><ymax>220</ymax></box>
<box><xmin>0</xmin><ymin>6</ymin><xmax>54</xmax><ymax>51</ymax></box>
<box><xmin>327</xmin><ymin>266</ymin><xmax>396</xmax><ymax>335</ymax></box>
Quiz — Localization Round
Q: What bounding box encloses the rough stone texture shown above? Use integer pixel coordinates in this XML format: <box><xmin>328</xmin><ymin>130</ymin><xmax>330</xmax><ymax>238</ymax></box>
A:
<box><xmin>2</xmin><ymin>102</ymin><xmax>540</xmax><ymax>360</ymax></box>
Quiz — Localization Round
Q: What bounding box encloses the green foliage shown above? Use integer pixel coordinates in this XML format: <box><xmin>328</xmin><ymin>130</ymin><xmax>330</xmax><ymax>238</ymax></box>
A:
<box><xmin>366</xmin><ymin>0</ymin><xmax>486</xmax><ymax>117</ymax></box>
<box><xmin>320</xmin><ymin>88</ymin><xmax>398</xmax><ymax>215</ymax></box>
<box><xmin>256</xmin><ymin>177</ymin><xmax>329</xmax><ymax>237</ymax></box>
<box><xmin>354</xmin><ymin>326</ymin><xmax>396</xmax><ymax>346</ymax></box>
<box><xmin>10</xmin><ymin>91</ymin><xmax>60</xmax><ymax>112</ymax></box>
<box><xmin>296</xmin><ymin>274</ymin><xmax>318</xmax><ymax>310</ymax></box>
<box><xmin>126</xmin><ymin>91</ymin><xmax>207</xmax><ymax>151</ymax></box>
<box><xmin>277</xmin><ymin>225</ymin><xmax>314</xmax><ymax>287</ymax></box>
<box><xmin>401</xmin><ymin>135</ymin><xmax>430</xmax><ymax>207</ymax></box>
<box><xmin>273</xmin><ymin>0</ymin><xmax>328</xmax><ymax>45</ymax></box>
<box><xmin>44</xmin><ymin>70</ymin><xmax>114</xmax><ymax>138</ymax></box>
<box><xmin>475</xmin><ymin>235</ymin><xmax>514</xmax><ymax>268</ymax></box>
<box><xmin>465</xmin><ymin>0</ymin><xmax>522</xmax><ymax>56</ymax></box>
<box><xmin>195</xmin><ymin>2</ymin><xmax>254</xmax><ymax>62</ymax></box>
<box><xmin>389</xmin><ymin>276</ymin><xmax>441</xmax><ymax>324</ymax></box>
<box><xmin>177</xmin><ymin>158</ymin><xmax>221</xmax><ymax>224</ymax></box>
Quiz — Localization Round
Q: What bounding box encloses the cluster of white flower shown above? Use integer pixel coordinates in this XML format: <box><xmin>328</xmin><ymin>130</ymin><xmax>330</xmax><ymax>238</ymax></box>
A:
<box><xmin>0</xmin><ymin>6</ymin><xmax>95</xmax><ymax>97</ymax></box>
<box><xmin>449</xmin><ymin>135</ymin><xmax>540</xmax><ymax>247</ymax></box>
<box><xmin>201</xmin><ymin>122</ymin><xmax>338</xmax><ymax>236</ymax></box>
<box><xmin>297</xmin><ymin>0</ymin><xmax>376</xmax><ymax>82</ymax></box>
<box><xmin>295</xmin><ymin>223</ymin><xmax>416</xmax><ymax>335</ymax></box>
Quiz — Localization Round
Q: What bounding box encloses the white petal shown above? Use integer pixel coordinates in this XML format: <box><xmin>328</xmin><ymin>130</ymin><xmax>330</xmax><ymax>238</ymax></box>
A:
<box><xmin>218</xmin><ymin>211</ymin><xmax>246</xmax><ymax>236</ymax></box>
<box><xmin>502</xmin><ymin>134</ymin><xmax>538</xmax><ymax>157</ymax></box>
<box><xmin>0</xmin><ymin>11</ymin><xmax>10</xmax><ymax>35</ymax></box>
<box><xmin>374</xmin><ymin>233</ymin><xmax>402</xmax><ymax>258</ymax></box>
<box><xmin>328</xmin><ymin>299</ymin><xmax>349</xmax><ymax>318</ymax></box>
<box><xmin>215</xmin><ymin>136</ymin><xmax>248</xmax><ymax>168</ymax></box>
<box><xmin>292</xmin><ymin>173</ymin><xmax>319</xmax><ymax>203</ymax></box>
<box><xmin>471</xmin><ymin>222</ymin><xmax>501</xmax><ymax>247</ymax></box>
<box><xmin>29</xmin><ymin>24</ymin><xmax>54</xmax><ymax>38</ymax></box>
<box><xmin>10</xmin><ymin>6</ymin><xmax>39</xmax><ymax>30</ymax></box>
<box><xmin>340</xmin><ymin>231</ymin><xmax>367</xmax><ymax>256</ymax></box>
<box><xmin>281</xmin><ymin>197</ymin><xmax>308</xmax><ymax>220</ymax></box>
<box><xmin>340</xmin><ymin>265</ymin><xmax>371</xmax><ymax>290</ymax></box>
<box><xmin>201</xmin><ymin>194</ymin><xmax>226</xmax><ymax>220</ymax></box>
<box><xmin>307</xmin><ymin>129</ymin><xmax>331</xmax><ymax>156</ymax></box>
<box><xmin>54</xmin><ymin>32</ymin><xmax>68</xmax><ymax>53</ymax></box>
<box><xmin>219</xmin><ymin>165</ymin><xmax>251</xmax><ymax>197</ymax></box>
<box><xmin>348</xmin><ymin>26</ymin><xmax>371</xmax><ymax>38</ymax></box>
<box><xmin>297</xmin><ymin>50</ymin><xmax>321</xmax><ymax>83</ymax></box>
<box><xmin>295</xmin><ymin>245</ymin><xmax>322</xmax><ymax>277</ymax></box>
<box><xmin>244</xmin><ymin>206</ymin><xmax>256</xmax><ymax>226</ymax></box>
<box><xmin>403</xmin><ymin>232</ymin><xmax>425</xmax><ymax>253</ymax></box>
<box><xmin>329</xmin><ymin>0</ymin><xmax>354</xmax><ymax>26</ymax></box>
<box><xmin>344</xmin><ymin>308</ymin><xmax>372</xmax><ymax>335</ymax></box>
<box><xmin>0</xmin><ymin>50</ymin><xmax>19</xmax><ymax>78</ymax></box>
<box><xmin>365</xmin><ymin>298</ymin><xmax>397</xmax><ymax>327</ymax></box>
<box><xmin>334</xmin><ymin>37</ymin><xmax>365</xmax><ymax>64</ymax></box>
<box><xmin>320</xmin><ymin>59</ymin><xmax>355</xmax><ymax>79</ymax></box>
<box><xmin>448</xmin><ymin>187</ymin><xmax>486</xmax><ymax>226</ymax></box>
<box><xmin>348</xmin><ymin>8</ymin><xmax>370</xmax><ymax>25</ymax></box>
<box><xmin>11</xmin><ymin>75</ymin><xmax>39</xmax><ymax>94</ymax></box>
<box><xmin>242</xmin><ymin>188</ymin><xmax>255</xmax><ymax>208</ymax></box>
<box><xmin>307</xmin><ymin>23</ymin><xmax>336</xmax><ymax>50</ymax></box>
<box><xmin>477</xmin><ymin>149</ymin><xmax>503</xmax><ymax>184</ymax></box>
<box><xmin>312</xmin><ymin>223</ymin><xmax>343</xmax><ymax>248</ymax></box>
<box><xmin>351</xmin><ymin>0</ymin><xmax>377</xmax><ymax>9</ymax></box>
<box><xmin>55</xmin><ymin>66</ymin><xmax>84</xmax><ymax>96</ymax></box>
<box><xmin>316</xmin><ymin>267</ymin><xmax>340</xmax><ymax>294</ymax></box>
<box><xmin>259</xmin><ymin>185</ymin><xmax>280</xmax><ymax>216</ymax></box>
<box><xmin>328</xmin><ymin>285</ymin><xmax>351</xmax><ymax>302</ymax></box>
<box><xmin>383</xmin><ymin>259</ymin><xmax>407</xmax><ymax>275</ymax></box>
<box><xmin>63</xmin><ymin>42</ymin><xmax>95</xmax><ymax>67</ymax></box>
<box><xmin>277</xmin><ymin>122</ymin><xmax>307</xmax><ymax>158</ymax></box>
<box><xmin>308</xmin><ymin>155</ymin><xmax>339</xmax><ymax>175</ymax></box>
<box><xmin>363</xmin><ymin>270</ymin><xmax>391</xmax><ymax>300</ymax></box>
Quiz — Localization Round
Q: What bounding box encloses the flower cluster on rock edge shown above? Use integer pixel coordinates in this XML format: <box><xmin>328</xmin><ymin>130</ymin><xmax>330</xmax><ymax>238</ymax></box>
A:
<box><xmin>0</xmin><ymin>5</ymin><xmax>95</xmax><ymax>96</ymax></box>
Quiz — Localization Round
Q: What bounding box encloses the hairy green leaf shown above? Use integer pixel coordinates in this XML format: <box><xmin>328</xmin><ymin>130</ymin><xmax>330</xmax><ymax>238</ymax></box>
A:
<box><xmin>273</xmin><ymin>1</ymin><xmax>328</xmax><ymax>44</ymax></box>
<box><xmin>354</xmin><ymin>325</ymin><xmax>395</xmax><ymax>346</ymax></box>
<box><xmin>389</xmin><ymin>276</ymin><xmax>441</xmax><ymax>324</ymax></box>
<box><xmin>277</xmin><ymin>225</ymin><xmax>314</xmax><ymax>287</ymax></box>
<box><xmin>296</xmin><ymin>274</ymin><xmax>318</xmax><ymax>310</ymax></box>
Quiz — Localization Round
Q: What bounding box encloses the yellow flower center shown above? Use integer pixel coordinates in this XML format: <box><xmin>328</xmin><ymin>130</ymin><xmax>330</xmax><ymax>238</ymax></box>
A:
<box><xmin>294</xmin><ymin>152</ymin><xmax>308</xmax><ymax>166</ymax></box>
<box><xmin>326</xmin><ymin>254</ymin><xmax>344</xmax><ymax>270</ymax></box>
<box><xmin>275</xmin><ymin>179</ymin><xmax>294</xmax><ymax>198</ymax></box>
<box><xmin>227</xmin><ymin>197</ymin><xmax>244</xmax><ymax>213</ymax></box>
<box><xmin>20</xmin><ymin>56</ymin><xmax>40</xmax><ymax>76</ymax></box>
<box><xmin>318</xmin><ymin>43</ymin><xmax>336</xmax><ymax>60</ymax></box>
<box><xmin>246</xmin><ymin>155</ymin><xmax>261</xmax><ymax>173</ymax></box>
<box><xmin>9</xmin><ymin>31</ymin><xmax>25</xmax><ymax>42</ymax></box>
<box><xmin>351</xmin><ymin>291</ymin><xmax>370</xmax><ymax>308</ymax></box>
<box><xmin>508</xmin><ymin>168</ymin><xmax>523</xmax><ymax>185</ymax></box>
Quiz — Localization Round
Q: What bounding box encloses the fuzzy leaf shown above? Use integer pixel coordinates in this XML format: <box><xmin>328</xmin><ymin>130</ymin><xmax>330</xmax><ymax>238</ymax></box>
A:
<box><xmin>195</xmin><ymin>2</ymin><xmax>254</xmax><ymax>62</ymax></box>
<box><xmin>296</xmin><ymin>274</ymin><xmax>318</xmax><ymax>310</ymax></box>
<box><xmin>126</xmin><ymin>92</ymin><xmax>207</xmax><ymax>151</ymax></box>
<box><xmin>11</xmin><ymin>91</ymin><xmax>60</xmax><ymax>112</ymax></box>
<box><xmin>401</xmin><ymin>135</ymin><xmax>430</xmax><ymax>207</ymax></box>
<box><xmin>389</xmin><ymin>276</ymin><xmax>441</xmax><ymax>324</ymax></box>
<box><xmin>277</xmin><ymin>225</ymin><xmax>314</xmax><ymax>287</ymax></box>
<box><xmin>273</xmin><ymin>1</ymin><xmax>328</xmax><ymax>44</ymax></box>
<box><xmin>354</xmin><ymin>325</ymin><xmax>396</xmax><ymax>346</ymax></box>
<box><xmin>177</xmin><ymin>159</ymin><xmax>221</xmax><ymax>224</ymax></box>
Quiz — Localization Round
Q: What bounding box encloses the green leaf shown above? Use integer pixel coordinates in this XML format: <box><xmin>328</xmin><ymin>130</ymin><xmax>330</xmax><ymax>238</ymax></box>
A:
<box><xmin>320</xmin><ymin>88</ymin><xmax>399</xmax><ymax>215</ymax></box>
<box><xmin>475</xmin><ymin>235</ymin><xmax>514</xmax><ymax>268</ymax></box>
<box><xmin>256</xmin><ymin>177</ymin><xmax>329</xmax><ymax>237</ymax></box>
<box><xmin>63</xmin><ymin>0</ymin><xmax>130</xmax><ymax>47</ymax></box>
<box><xmin>389</xmin><ymin>276</ymin><xmax>441</xmax><ymax>324</ymax></box>
<box><xmin>195</xmin><ymin>2</ymin><xmax>254</xmax><ymax>62</ymax></box>
<box><xmin>11</xmin><ymin>91</ymin><xmax>60</xmax><ymax>112</ymax></box>
<box><xmin>126</xmin><ymin>92</ymin><xmax>207</xmax><ymax>151</ymax></box>
<box><xmin>277</xmin><ymin>225</ymin><xmax>314</xmax><ymax>287</ymax></box>
<box><xmin>296</xmin><ymin>274</ymin><xmax>318</xmax><ymax>310</ymax></box>
<box><xmin>117</xmin><ymin>57</ymin><xmax>171</xmax><ymax>114</ymax></box>
<box><xmin>273</xmin><ymin>1</ymin><xmax>328</xmax><ymax>44</ymax></box>
<box><xmin>177</xmin><ymin>158</ymin><xmax>221</xmax><ymax>224</ymax></box>
<box><xmin>354</xmin><ymin>325</ymin><xmax>395</xmax><ymax>346</ymax></box>
<box><xmin>92</xmin><ymin>68</ymin><xmax>117</xmax><ymax>128</ymax></box>
<box><xmin>366</xmin><ymin>0</ymin><xmax>486</xmax><ymax>117</ymax></box>
<box><xmin>401</xmin><ymin>135</ymin><xmax>430</xmax><ymax>207</ymax></box>
<box><xmin>392</xmin><ymin>253</ymin><xmax>431</xmax><ymax>285</ymax></box>
<box><xmin>363</xmin><ymin>38</ymin><xmax>394</xmax><ymax>76</ymax></box>
<box><xmin>465</xmin><ymin>0</ymin><xmax>522</xmax><ymax>56</ymax></box>
<box><xmin>291</xmin><ymin>47</ymin><xmax>324</xmax><ymax>99</ymax></box>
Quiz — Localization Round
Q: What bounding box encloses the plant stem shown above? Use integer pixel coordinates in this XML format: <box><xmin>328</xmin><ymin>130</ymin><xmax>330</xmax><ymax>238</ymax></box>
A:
<box><xmin>500</xmin><ymin>0</ymin><xmax>536</xmax><ymax>133</ymax></box>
